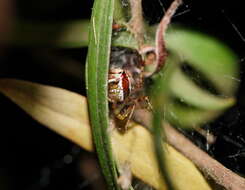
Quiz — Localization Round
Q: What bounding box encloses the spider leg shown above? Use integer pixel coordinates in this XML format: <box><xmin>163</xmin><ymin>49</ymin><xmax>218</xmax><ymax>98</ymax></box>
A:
<box><xmin>137</xmin><ymin>96</ymin><xmax>153</xmax><ymax>111</ymax></box>
<box><xmin>113</xmin><ymin>103</ymin><xmax>136</xmax><ymax>133</ymax></box>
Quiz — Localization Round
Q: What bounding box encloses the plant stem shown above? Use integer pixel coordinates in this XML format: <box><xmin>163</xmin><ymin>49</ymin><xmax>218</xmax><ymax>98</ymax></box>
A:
<box><xmin>128</xmin><ymin>0</ymin><xmax>145</xmax><ymax>46</ymax></box>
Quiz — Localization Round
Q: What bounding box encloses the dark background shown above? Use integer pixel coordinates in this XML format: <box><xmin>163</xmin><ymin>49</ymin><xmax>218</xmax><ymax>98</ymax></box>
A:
<box><xmin>0</xmin><ymin>0</ymin><xmax>245</xmax><ymax>189</ymax></box>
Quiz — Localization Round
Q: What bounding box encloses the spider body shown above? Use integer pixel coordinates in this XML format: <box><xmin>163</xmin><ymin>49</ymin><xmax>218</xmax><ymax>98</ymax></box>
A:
<box><xmin>108</xmin><ymin>47</ymin><xmax>145</xmax><ymax>131</ymax></box>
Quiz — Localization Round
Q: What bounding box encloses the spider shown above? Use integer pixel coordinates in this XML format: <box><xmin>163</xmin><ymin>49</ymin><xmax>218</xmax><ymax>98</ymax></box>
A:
<box><xmin>108</xmin><ymin>0</ymin><xmax>183</xmax><ymax>132</ymax></box>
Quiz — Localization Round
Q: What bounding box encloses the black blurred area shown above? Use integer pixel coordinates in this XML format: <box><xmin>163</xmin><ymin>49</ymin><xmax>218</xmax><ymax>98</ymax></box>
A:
<box><xmin>0</xmin><ymin>0</ymin><xmax>245</xmax><ymax>190</ymax></box>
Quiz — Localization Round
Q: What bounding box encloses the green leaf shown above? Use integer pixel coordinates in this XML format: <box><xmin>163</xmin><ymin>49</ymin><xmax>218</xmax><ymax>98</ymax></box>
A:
<box><xmin>166</xmin><ymin>28</ymin><xmax>239</xmax><ymax>95</ymax></box>
<box><xmin>85</xmin><ymin>0</ymin><xmax>119</xmax><ymax>189</ymax></box>
<box><xmin>166</xmin><ymin>103</ymin><xmax>220</xmax><ymax>127</ymax></box>
<box><xmin>164</xmin><ymin>29</ymin><xmax>239</xmax><ymax>127</ymax></box>
<box><xmin>169</xmin><ymin>67</ymin><xmax>235</xmax><ymax>110</ymax></box>
<box><xmin>10</xmin><ymin>20</ymin><xmax>89</xmax><ymax>48</ymax></box>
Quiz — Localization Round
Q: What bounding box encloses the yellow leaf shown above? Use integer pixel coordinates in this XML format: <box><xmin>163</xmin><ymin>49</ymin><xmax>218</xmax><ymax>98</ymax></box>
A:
<box><xmin>0</xmin><ymin>78</ymin><xmax>93</xmax><ymax>151</ymax></box>
<box><xmin>0</xmin><ymin>79</ymin><xmax>211</xmax><ymax>190</ymax></box>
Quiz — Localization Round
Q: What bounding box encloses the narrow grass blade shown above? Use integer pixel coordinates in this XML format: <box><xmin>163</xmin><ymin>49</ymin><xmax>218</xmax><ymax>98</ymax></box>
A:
<box><xmin>150</xmin><ymin>76</ymin><xmax>175</xmax><ymax>190</ymax></box>
<box><xmin>85</xmin><ymin>0</ymin><xmax>120</xmax><ymax>189</ymax></box>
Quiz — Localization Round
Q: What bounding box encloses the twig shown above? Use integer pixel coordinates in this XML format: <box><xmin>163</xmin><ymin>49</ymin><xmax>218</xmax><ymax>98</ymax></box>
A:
<box><xmin>155</xmin><ymin>0</ymin><xmax>182</xmax><ymax>73</ymax></box>
<box><xmin>137</xmin><ymin>0</ymin><xmax>183</xmax><ymax>77</ymax></box>
<box><xmin>133</xmin><ymin>110</ymin><xmax>245</xmax><ymax>190</ymax></box>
